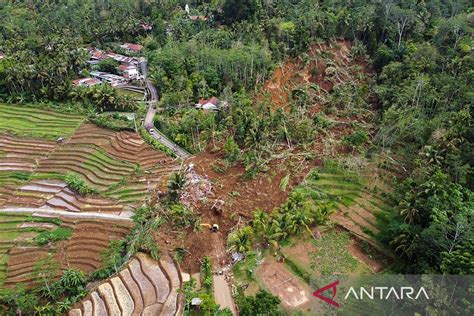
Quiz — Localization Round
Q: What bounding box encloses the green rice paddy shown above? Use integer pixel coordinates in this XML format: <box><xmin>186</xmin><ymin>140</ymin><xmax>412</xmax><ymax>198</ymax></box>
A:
<box><xmin>0</xmin><ymin>103</ymin><xmax>84</xmax><ymax>140</ymax></box>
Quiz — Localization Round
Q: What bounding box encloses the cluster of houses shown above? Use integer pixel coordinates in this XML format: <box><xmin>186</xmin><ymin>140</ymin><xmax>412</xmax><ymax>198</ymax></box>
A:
<box><xmin>73</xmin><ymin>44</ymin><xmax>143</xmax><ymax>87</ymax></box>
<box><xmin>70</xmin><ymin>41</ymin><xmax>226</xmax><ymax>112</ymax></box>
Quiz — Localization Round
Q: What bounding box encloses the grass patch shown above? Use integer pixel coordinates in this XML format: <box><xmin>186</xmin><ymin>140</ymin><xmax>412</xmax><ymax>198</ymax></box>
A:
<box><xmin>34</xmin><ymin>227</ymin><xmax>72</xmax><ymax>246</ymax></box>
<box><xmin>29</xmin><ymin>172</ymin><xmax>65</xmax><ymax>180</ymax></box>
<box><xmin>309</xmin><ymin>230</ymin><xmax>369</xmax><ymax>275</ymax></box>
<box><xmin>64</xmin><ymin>172</ymin><xmax>98</xmax><ymax>196</ymax></box>
<box><xmin>283</xmin><ymin>257</ymin><xmax>312</xmax><ymax>284</ymax></box>
<box><xmin>116</xmin><ymin>89</ymin><xmax>144</xmax><ymax>100</ymax></box>
<box><xmin>0</xmin><ymin>171</ymin><xmax>31</xmax><ymax>185</ymax></box>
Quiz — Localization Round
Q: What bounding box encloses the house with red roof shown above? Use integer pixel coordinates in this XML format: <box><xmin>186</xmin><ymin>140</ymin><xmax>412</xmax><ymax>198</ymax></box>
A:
<box><xmin>189</xmin><ymin>15</ymin><xmax>208</xmax><ymax>21</ymax></box>
<box><xmin>120</xmin><ymin>43</ymin><xmax>144</xmax><ymax>53</ymax></box>
<box><xmin>119</xmin><ymin>64</ymin><xmax>140</xmax><ymax>80</ymax></box>
<box><xmin>72</xmin><ymin>77</ymin><xmax>102</xmax><ymax>87</ymax></box>
<box><xmin>195</xmin><ymin>97</ymin><xmax>219</xmax><ymax>111</ymax></box>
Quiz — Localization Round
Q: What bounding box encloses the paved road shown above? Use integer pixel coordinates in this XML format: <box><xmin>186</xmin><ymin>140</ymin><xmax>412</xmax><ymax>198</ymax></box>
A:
<box><xmin>139</xmin><ymin>60</ymin><xmax>191</xmax><ymax>159</ymax></box>
<box><xmin>213</xmin><ymin>274</ymin><xmax>237</xmax><ymax>315</ymax></box>
<box><xmin>0</xmin><ymin>208</ymin><xmax>133</xmax><ymax>222</ymax></box>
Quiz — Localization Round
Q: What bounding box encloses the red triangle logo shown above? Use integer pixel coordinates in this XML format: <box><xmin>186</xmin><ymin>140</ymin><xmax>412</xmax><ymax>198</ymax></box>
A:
<box><xmin>313</xmin><ymin>280</ymin><xmax>340</xmax><ymax>307</ymax></box>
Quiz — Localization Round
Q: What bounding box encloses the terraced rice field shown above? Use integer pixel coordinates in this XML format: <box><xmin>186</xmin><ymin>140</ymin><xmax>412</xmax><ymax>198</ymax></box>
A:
<box><xmin>0</xmin><ymin>105</ymin><xmax>181</xmax><ymax>295</ymax></box>
<box><xmin>2</xmin><ymin>120</ymin><xmax>179</xmax><ymax>210</ymax></box>
<box><xmin>0</xmin><ymin>103</ymin><xmax>84</xmax><ymax>140</ymax></box>
<box><xmin>67</xmin><ymin>124</ymin><xmax>180</xmax><ymax>204</ymax></box>
<box><xmin>0</xmin><ymin>134</ymin><xmax>57</xmax><ymax>206</ymax></box>
<box><xmin>0</xmin><ymin>135</ymin><xmax>56</xmax><ymax>172</ymax></box>
<box><xmin>37</xmin><ymin>145</ymin><xmax>137</xmax><ymax>191</ymax></box>
<box><xmin>2</xmin><ymin>215</ymin><xmax>131</xmax><ymax>287</ymax></box>
<box><xmin>68</xmin><ymin>124</ymin><xmax>176</xmax><ymax>169</ymax></box>
<box><xmin>60</xmin><ymin>218</ymin><xmax>131</xmax><ymax>273</ymax></box>
<box><xmin>293</xmin><ymin>162</ymin><xmax>394</xmax><ymax>243</ymax></box>
<box><xmin>69</xmin><ymin>253</ymin><xmax>183</xmax><ymax>316</ymax></box>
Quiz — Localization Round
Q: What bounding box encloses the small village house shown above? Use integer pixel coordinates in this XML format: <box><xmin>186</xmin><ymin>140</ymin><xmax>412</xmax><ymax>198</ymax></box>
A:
<box><xmin>87</xmin><ymin>48</ymin><xmax>138</xmax><ymax>66</ymax></box>
<box><xmin>195</xmin><ymin>96</ymin><xmax>219</xmax><ymax>111</ymax></box>
<box><xmin>120</xmin><ymin>43</ymin><xmax>144</xmax><ymax>54</ymax></box>
<box><xmin>90</xmin><ymin>71</ymin><xmax>127</xmax><ymax>87</ymax></box>
<box><xmin>72</xmin><ymin>77</ymin><xmax>102</xmax><ymax>87</ymax></box>
<box><xmin>119</xmin><ymin>64</ymin><xmax>140</xmax><ymax>80</ymax></box>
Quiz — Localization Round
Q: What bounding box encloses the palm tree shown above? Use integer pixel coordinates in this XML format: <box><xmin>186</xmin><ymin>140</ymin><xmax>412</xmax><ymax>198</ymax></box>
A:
<box><xmin>167</xmin><ymin>171</ymin><xmax>186</xmax><ymax>202</ymax></box>
<box><xmin>227</xmin><ymin>226</ymin><xmax>253</xmax><ymax>253</ymax></box>
<box><xmin>292</xmin><ymin>209</ymin><xmax>315</xmax><ymax>239</ymax></box>
<box><xmin>251</xmin><ymin>209</ymin><xmax>268</xmax><ymax>235</ymax></box>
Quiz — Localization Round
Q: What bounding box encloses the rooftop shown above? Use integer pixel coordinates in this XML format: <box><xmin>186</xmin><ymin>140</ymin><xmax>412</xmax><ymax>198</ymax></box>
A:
<box><xmin>120</xmin><ymin>43</ymin><xmax>144</xmax><ymax>52</ymax></box>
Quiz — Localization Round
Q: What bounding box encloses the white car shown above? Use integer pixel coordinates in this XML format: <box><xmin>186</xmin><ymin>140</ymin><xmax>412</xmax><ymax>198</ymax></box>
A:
<box><xmin>149</xmin><ymin>128</ymin><xmax>155</xmax><ymax>134</ymax></box>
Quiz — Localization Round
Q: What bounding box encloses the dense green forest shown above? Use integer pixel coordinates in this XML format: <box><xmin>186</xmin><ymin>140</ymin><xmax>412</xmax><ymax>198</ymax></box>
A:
<box><xmin>0</xmin><ymin>0</ymin><xmax>473</xmax><ymax>313</ymax></box>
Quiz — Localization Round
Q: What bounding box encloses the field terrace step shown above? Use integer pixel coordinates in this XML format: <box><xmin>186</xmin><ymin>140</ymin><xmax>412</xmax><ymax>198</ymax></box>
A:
<box><xmin>2</xmin><ymin>216</ymin><xmax>132</xmax><ymax>288</ymax></box>
<box><xmin>82</xmin><ymin>300</ymin><xmax>93</xmax><ymax>316</ymax></box>
<box><xmin>66</xmin><ymin>123</ymin><xmax>178</xmax><ymax>170</ymax></box>
<box><xmin>0</xmin><ymin>134</ymin><xmax>56</xmax><ymax>172</ymax></box>
<box><xmin>4</xmin><ymin>247</ymin><xmax>63</xmax><ymax>287</ymax></box>
<box><xmin>337</xmin><ymin>203</ymin><xmax>379</xmax><ymax>233</ymax></box>
<box><xmin>98</xmin><ymin>282</ymin><xmax>122</xmax><ymax>315</ymax></box>
<box><xmin>0</xmin><ymin>186</ymin><xmax>16</xmax><ymax>206</ymax></box>
<box><xmin>5</xmin><ymin>179</ymin><xmax>124</xmax><ymax>214</ymax></box>
<box><xmin>70</xmin><ymin>253</ymin><xmax>183</xmax><ymax>316</ymax></box>
<box><xmin>91</xmin><ymin>291</ymin><xmax>108</xmax><ymax>316</ymax></box>
<box><xmin>110</xmin><ymin>276</ymin><xmax>135</xmax><ymax>315</ymax></box>
<box><xmin>120</xmin><ymin>268</ymin><xmax>145</xmax><ymax>315</ymax></box>
<box><xmin>137</xmin><ymin>253</ymin><xmax>170</xmax><ymax>303</ymax></box>
<box><xmin>159</xmin><ymin>256</ymin><xmax>182</xmax><ymax>316</ymax></box>
<box><xmin>61</xmin><ymin>221</ymin><xmax>131</xmax><ymax>274</ymax></box>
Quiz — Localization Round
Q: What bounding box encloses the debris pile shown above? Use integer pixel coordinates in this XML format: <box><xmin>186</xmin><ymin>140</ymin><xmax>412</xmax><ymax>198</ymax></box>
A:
<box><xmin>180</xmin><ymin>163</ymin><xmax>214</xmax><ymax>208</ymax></box>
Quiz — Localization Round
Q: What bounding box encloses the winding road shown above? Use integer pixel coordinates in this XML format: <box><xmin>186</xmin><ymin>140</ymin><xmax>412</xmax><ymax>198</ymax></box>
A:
<box><xmin>139</xmin><ymin>59</ymin><xmax>191</xmax><ymax>159</ymax></box>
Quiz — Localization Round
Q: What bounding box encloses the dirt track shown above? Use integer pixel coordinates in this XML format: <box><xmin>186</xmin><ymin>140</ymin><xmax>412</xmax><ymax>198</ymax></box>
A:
<box><xmin>213</xmin><ymin>275</ymin><xmax>236</xmax><ymax>315</ymax></box>
<box><xmin>0</xmin><ymin>207</ymin><xmax>132</xmax><ymax>221</ymax></box>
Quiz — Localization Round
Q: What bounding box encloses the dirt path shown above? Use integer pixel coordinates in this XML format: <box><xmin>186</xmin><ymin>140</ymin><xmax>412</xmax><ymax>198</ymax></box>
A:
<box><xmin>213</xmin><ymin>274</ymin><xmax>237</xmax><ymax>315</ymax></box>
<box><xmin>0</xmin><ymin>207</ymin><xmax>132</xmax><ymax>221</ymax></box>
<box><xmin>208</xmin><ymin>232</ymin><xmax>237</xmax><ymax>314</ymax></box>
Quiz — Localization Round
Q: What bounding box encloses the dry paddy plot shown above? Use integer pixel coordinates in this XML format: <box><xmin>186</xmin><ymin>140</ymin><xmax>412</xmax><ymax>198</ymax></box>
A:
<box><xmin>2</xmin><ymin>216</ymin><xmax>131</xmax><ymax>287</ymax></box>
<box><xmin>0</xmin><ymin>134</ymin><xmax>57</xmax><ymax>205</ymax></box>
<box><xmin>69</xmin><ymin>253</ymin><xmax>183</xmax><ymax>316</ymax></box>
